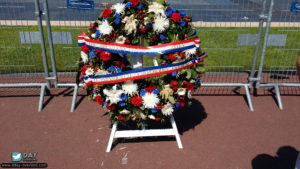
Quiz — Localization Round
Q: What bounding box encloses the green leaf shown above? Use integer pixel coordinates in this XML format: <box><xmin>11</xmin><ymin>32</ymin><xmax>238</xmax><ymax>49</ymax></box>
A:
<box><xmin>196</xmin><ymin>66</ymin><xmax>205</xmax><ymax>73</ymax></box>
<box><xmin>186</xmin><ymin>69</ymin><xmax>192</xmax><ymax>79</ymax></box>
<box><xmin>168</xmin><ymin>96</ymin><xmax>175</xmax><ymax>104</ymax></box>
<box><xmin>156</xmin><ymin>0</ymin><xmax>165</xmax><ymax>4</ymax></box>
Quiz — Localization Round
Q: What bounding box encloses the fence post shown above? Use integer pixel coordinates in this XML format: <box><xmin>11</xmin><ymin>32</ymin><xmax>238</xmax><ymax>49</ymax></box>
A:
<box><xmin>249</xmin><ymin>0</ymin><xmax>267</xmax><ymax>86</ymax></box>
<box><xmin>43</xmin><ymin>0</ymin><xmax>58</xmax><ymax>88</ymax></box>
<box><xmin>34</xmin><ymin>0</ymin><xmax>51</xmax><ymax>88</ymax></box>
<box><xmin>256</xmin><ymin>0</ymin><xmax>274</xmax><ymax>88</ymax></box>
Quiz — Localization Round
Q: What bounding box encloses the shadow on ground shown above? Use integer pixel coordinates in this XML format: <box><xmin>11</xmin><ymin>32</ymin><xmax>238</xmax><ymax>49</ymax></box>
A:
<box><xmin>252</xmin><ymin>146</ymin><xmax>299</xmax><ymax>169</ymax></box>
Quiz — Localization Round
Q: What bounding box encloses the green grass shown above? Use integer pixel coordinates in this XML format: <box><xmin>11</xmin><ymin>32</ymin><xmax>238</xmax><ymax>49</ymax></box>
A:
<box><xmin>0</xmin><ymin>25</ymin><xmax>299</xmax><ymax>73</ymax></box>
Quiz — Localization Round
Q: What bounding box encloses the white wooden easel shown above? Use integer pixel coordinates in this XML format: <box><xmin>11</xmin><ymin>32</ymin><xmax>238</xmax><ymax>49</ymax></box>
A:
<box><xmin>106</xmin><ymin>49</ymin><xmax>183</xmax><ymax>152</ymax></box>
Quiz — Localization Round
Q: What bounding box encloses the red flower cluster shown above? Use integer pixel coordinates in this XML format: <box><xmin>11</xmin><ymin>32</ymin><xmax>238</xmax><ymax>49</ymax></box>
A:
<box><xmin>118</xmin><ymin>115</ymin><xmax>126</xmax><ymax>121</ymax></box>
<box><xmin>115</xmin><ymin>61</ymin><xmax>125</xmax><ymax>69</ymax></box>
<box><xmin>157</xmin><ymin>103</ymin><xmax>164</xmax><ymax>110</ymax></box>
<box><xmin>130</xmin><ymin>0</ymin><xmax>140</xmax><ymax>6</ymax></box>
<box><xmin>155</xmin><ymin>117</ymin><xmax>161</xmax><ymax>121</ymax></box>
<box><xmin>186</xmin><ymin>82</ymin><xmax>195</xmax><ymax>91</ymax></box>
<box><xmin>168</xmin><ymin>53</ymin><xmax>177</xmax><ymax>62</ymax></box>
<box><xmin>81</xmin><ymin>65</ymin><xmax>88</xmax><ymax>75</ymax></box>
<box><xmin>81</xmin><ymin>45</ymin><xmax>89</xmax><ymax>53</ymax></box>
<box><xmin>131</xmin><ymin>96</ymin><xmax>142</xmax><ymax>107</ymax></box>
<box><xmin>102</xmin><ymin>8</ymin><xmax>112</xmax><ymax>18</ymax></box>
<box><xmin>106</xmin><ymin>103</ymin><xmax>116</xmax><ymax>110</ymax></box>
<box><xmin>95</xmin><ymin>95</ymin><xmax>104</xmax><ymax>105</ymax></box>
<box><xmin>171</xmin><ymin>13</ymin><xmax>181</xmax><ymax>23</ymax></box>
<box><xmin>145</xmin><ymin>84</ymin><xmax>156</xmax><ymax>93</ymax></box>
<box><xmin>100</xmin><ymin>51</ymin><xmax>111</xmax><ymax>61</ymax></box>
<box><xmin>171</xmin><ymin>80</ymin><xmax>178</xmax><ymax>90</ymax></box>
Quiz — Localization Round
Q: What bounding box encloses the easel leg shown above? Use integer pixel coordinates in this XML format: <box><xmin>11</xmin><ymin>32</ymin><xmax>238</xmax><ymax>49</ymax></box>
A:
<box><xmin>106</xmin><ymin>123</ymin><xmax>117</xmax><ymax>152</ymax></box>
<box><xmin>170</xmin><ymin>115</ymin><xmax>183</xmax><ymax>149</ymax></box>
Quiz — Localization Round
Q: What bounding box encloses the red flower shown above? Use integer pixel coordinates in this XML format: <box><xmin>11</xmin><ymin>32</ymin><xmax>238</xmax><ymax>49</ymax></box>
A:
<box><xmin>102</xmin><ymin>8</ymin><xmax>112</xmax><ymax>18</ymax></box>
<box><xmin>130</xmin><ymin>0</ymin><xmax>140</xmax><ymax>6</ymax></box>
<box><xmin>95</xmin><ymin>49</ymin><xmax>102</xmax><ymax>56</ymax></box>
<box><xmin>131</xmin><ymin>96</ymin><xmax>142</xmax><ymax>107</ymax></box>
<box><xmin>168</xmin><ymin>53</ymin><xmax>177</xmax><ymax>62</ymax></box>
<box><xmin>157</xmin><ymin>103</ymin><xmax>164</xmax><ymax>110</ymax></box>
<box><xmin>125</xmin><ymin>38</ymin><xmax>130</xmax><ymax>44</ymax></box>
<box><xmin>95</xmin><ymin>95</ymin><xmax>104</xmax><ymax>105</ymax></box>
<box><xmin>107</xmin><ymin>103</ymin><xmax>116</xmax><ymax>110</ymax></box>
<box><xmin>81</xmin><ymin>65</ymin><xmax>88</xmax><ymax>75</ymax></box>
<box><xmin>100</xmin><ymin>51</ymin><xmax>111</xmax><ymax>61</ymax></box>
<box><xmin>171</xmin><ymin>80</ymin><xmax>178</xmax><ymax>91</ymax></box>
<box><xmin>141</xmin><ymin>26</ymin><xmax>147</xmax><ymax>34</ymax></box>
<box><xmin>186</xmin><ymin>82</ymin><xmax>195</xmax><ymax>91</ymax></box>
<box><xmin>180</xmin><ymin>100</ymin><xmax>185</xmax><ymax>107</ymax></box>
<box><xmin>171</xmin><ymin>13</ymin><xmax>181</xmax><ymax>23</ymax></box>
<box><xmin>179</xmin><ymin>52</ymin><xmax>185</xmax><ymax>58</ymax></box>
<box><xmin>81</xmin><ymin>45</ymin><xmax>89</xmax><ymax>53</ymax></box>
<box><xmin>115</xmin><ymin>61</ymin><xmax>125</xmax><ymax>69</ymax></box>
<box><xmin>152</xmin><ymin>34</ymin><xmax>157</xmax><ymax>42</ymax></box>
<box><xmin>181</xmin><ymin>81</ymin><xmax>188</xmax><ymax>87</ymax></box>
<box><xmin>145</xmin><ymin>84</ymin><xmax>156</xmax><ymax>93</ymax></box>
<box><xmin>118</xmin><ymin>115</ymin><xmax>126</xmax><ymax>121</ymax></box>
<box><xmin>155</xmin><ymin>117</ymin><xmax>161</xmax><ymax>121</ymax></box>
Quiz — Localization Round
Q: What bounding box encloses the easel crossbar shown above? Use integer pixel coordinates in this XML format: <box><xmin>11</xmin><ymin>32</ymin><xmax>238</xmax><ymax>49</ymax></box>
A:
<box><xmin>114</xmin><ymin>129</ymin><xmax>176</xmax><ymax>138</ymax></box>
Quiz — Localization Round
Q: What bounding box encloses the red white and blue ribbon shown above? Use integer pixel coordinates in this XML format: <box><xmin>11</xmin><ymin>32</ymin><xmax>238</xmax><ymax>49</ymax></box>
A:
<box><xmin>83</xmin><ymin>53</ymin><xmax>207</xmax><ymax>85</ymax></box>
<box><xmin>78</xmin><ymin>32</ymin><xmax>200</xmax><ymax>55</ymax></box>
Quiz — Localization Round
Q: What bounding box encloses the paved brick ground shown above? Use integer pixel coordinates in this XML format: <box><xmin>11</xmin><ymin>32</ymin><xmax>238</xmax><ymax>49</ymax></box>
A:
<box><xmin>0</xmin><ymin>88</ymin><xmax>299</xmax><ymax>169</ymax></box>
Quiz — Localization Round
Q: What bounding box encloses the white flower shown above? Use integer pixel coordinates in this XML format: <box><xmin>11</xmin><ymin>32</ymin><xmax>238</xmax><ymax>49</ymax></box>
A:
<box><xmin>177</xmin><ymin>88</ymin><xmax>186</xmax><ymax>96</ymax></box>
<box><xmin>153</xmin><ymin>15</ymin><xmax>169</xmax><ymax>33</ymax></box>
<box><xmin>85</xmin><ymin>68</ymin><xmax>94</xmax><ymax>76</ymax></box>
<box><xmin>142</xmin><ymin>92</ymin><xmax>160</xmax><ymax>109</ymax></box>
<box><xmin>95</xmin><ymin>69</ymin><xmax>109</xmax><ymax>76</ymax></box>
<box><xmin>112</xmin><ymin>3</ymin><xmax>125</xmax><ymax>14</ymax></box>
<box><xmin>122</xmin><ymin>80</ymin><xmax>138</xmax><ymax>96</ymax></box>
<box><xmin>187</xmin><ymin>91</ymin><xmax>192</xmax><ymax>99</ymax></box>
<box><xmin>120</xmin><ymin>109</ymin><xmax>130</xmax><ymax>115</ymax></box>
<box><xmin>123</xmin><ymin>15</ymin><xmax>138</xmax><ymax>35</ymax></box>
<box><xmin>148</xmin><ymin>2</ymin><xmax>165</xmax><ymax>16</ymax></box>
<box><xmin>161</xmin><ymin>102</ymin><xmax>174</xmax><ymax>116</ymax></box>
<box><xmin>98</xmin><ymin>20</ymin><xmax>113</xmax><ymax>35</ymax></box>
<box><xmin>115</xmin><ymin>35</ymin><xmax>126</xmax><ymax>44</ymax></box>
<box><xmin>103</xmin><ymin>85</ymin><xmax>124</xmax><ymax>104</ymax></box>
<box><xmin>81</xmin><ymin>51</ymin><xmax>88</xmax><ymax>64</ymax></box>
<box><xmin>184</xmin><ymin>47</ymin><xmax>197</xmax><ymax>57</ymax></box>
<box><xmin>91</xmin><ymin>33</ymin><xmax>96</xmax><ymax>38</ymax></box>
<box><xmin>148</xmin><ymin>115</ymin><xmax>155</xmax><ymax>120</ymax></box>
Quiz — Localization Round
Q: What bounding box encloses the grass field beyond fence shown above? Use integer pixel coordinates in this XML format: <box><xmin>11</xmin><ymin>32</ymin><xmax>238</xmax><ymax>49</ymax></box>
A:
<box><xmin>0</xmin><ymin>26</ymin><xmax>299</xmax><ymax>74</ymax></box>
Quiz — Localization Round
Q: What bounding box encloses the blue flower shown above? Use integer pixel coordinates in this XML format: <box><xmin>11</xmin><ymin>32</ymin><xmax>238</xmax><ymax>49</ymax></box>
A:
<box><xmin>151</xmin><ymin>108</ymin><xmax>157</xmax><ymax>113</ymax></box>
<box><xmin>153</xmin><ymin>88</ymin><xmax>159</xmax><ymax>94</ymax></box>
<box><xmin>137</xmin><ymin>3</ymin><xmax>142</xmax><ymax>10</ymax></box>
<box><xmin>165</xmin><ymin>10</ymin><xmax>173</xmax><ymax>17</ymax></box>
<box><xmin>115</xmin><ymin>18</ymin><xmax>120</xmax><ymax>25</ymax></box>
<box><xmin>196</xmin><ymin>77</ymin><xmax>201</xmax><ymax>84</ymax></box>
<box><xmin>116</xmin><ymin>67</ymin><xmax>122</xmax><ymax>73</ymax></box>
<box><xmin>119</xmin><ymin>101</ymin><xmax>126</xmax><ymax>107</ymax></box>
<box><xmin>140</xmin><ymin>89</ymin><xmax>146</xmax><ymax>96</ymax></box>
<box><xmin>179</xmin><ymin>10</ymin><xmax>186</xmax><ymax>17</ymax></box>
<box><xmin>126</xmin><ymin>2</ymin><xmax>132</xmax><ymax>8</ymax></box>
<box><xmin>104</xmin><ymin>102</ymin><xmax>108</xmax><ymax>107</ymax></box>
<box><xmin>171</xmin><ymin>8</ymin><xmax>176</xmax><ymax>13</ymax></box>
<box><xmin>102</xmin><ymin>18</ymin><xmax>107</xmax><ymax>21</ymax></box>
<box><xmin>89</xmin><ymin>51</ymin><xmax>95</xmax><ymax>58</ymax></box>
<box><xmin>146</xmin><ymin>23</ymin><xmax>152</xmax><ymax>28</ymax></box>
<box><xmin>115</xmin><ymin>13</ymin><xmax>120</xmax><ymax>18</ymax></box>
<box><xmin>172</xmin><ymin>71</ymin><xmax>178</xmax><ymax>77</ymax></box>
<box><xmin>174</xmin><ymin>102</ymin><xmax>180</xmax><ymax>111</ymax></box>
<box><xmin>108</xmin><ymin>65</ymin><xmax>115</xmax><ymax>73</ymax></box>
<box><xmin>179</xmin><ymin>19</ymin><xmax>186</xmax><ymax>26</ymax></box>
<box><xmin>159</xmin><ymin>34</ymin><xmax>165</xmax><ymax>40</ymax></box>
<box><xmin>95</xmin><ymin>30</ymin><xmax>101</xmax><ymax>37</ymax></box>
<box><xmin>120</xmin><ymin>93</ymin><xmax>127</xmax><ymax>101</ymax></box>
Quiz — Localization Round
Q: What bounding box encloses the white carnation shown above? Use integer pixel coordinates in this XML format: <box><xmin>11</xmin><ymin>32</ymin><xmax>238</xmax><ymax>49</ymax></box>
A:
<box><xmin>81</xmin><ymin>51</ymin><xmax>88</xmax><ymax>64</ymax></box>
<box><xmin>91</xmin><ymin>33</ymin><xmax>96</xmax><ymax>38</ymax></box>
<box><xmin>103</xmin><ymin>85</ymin><xmax>123</xmax><ymax>104</ymax></box>
<box><xmin>85</xmin><ymin>68</ymin><xmax>94</xmax><ymax>76</ymax></box>
<box><xmin>177</xmin><ymin>88</ymin><xmax>186</xmax><ymax>96</ymax></box>
<box><xmin>112</xmin><ymin>3</ymin><xmax>125</xmax><ymax>14</ymax></box>
<box><xmin>148</xmin><ymin>2</ymin><xmax>165</xmax><ymax>16</ymax></box>
<box><xmin>98</xmin><ymin>20</ymin><xmax>113</xmax><ymax>35</ymax></box>
<box><xmin>120</xmin><ymin>109</ymin><xmax>130</xmax><ymax>115</ymax></box>
<box><xmin>142</xmin><ymin>92</ymin><xmax>160</xmax><ymax>109</ymax></box>
<box><xmin>122</xmin><ymin>80</ymin><xmax>138</xmax><ymax>96</ymax></box>
<box><xmin>148</xmin><ymin>115</ymin><xmax>155</xmax><ymax>120</ymax></box>
<box><xmin>115</xmin><ymin>35</ymin><xmax>126</xmax><ymax>44</ymax></box>
<box><xmin>153</xmin><ymin>15</ymin><xmax>169</xmax><ymax>33</ymax></box>
<box><xmin>161</xmin><ymin>102</ymin><xmax>174</xmax><ymax>116</ymax></box>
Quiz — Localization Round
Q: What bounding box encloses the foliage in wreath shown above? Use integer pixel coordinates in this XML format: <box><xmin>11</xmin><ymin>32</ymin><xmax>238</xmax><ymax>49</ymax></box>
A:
<box><xmin>77</xmin><ymin>0</ymin><xmax>207</xmax><ymax>127</ymax></box>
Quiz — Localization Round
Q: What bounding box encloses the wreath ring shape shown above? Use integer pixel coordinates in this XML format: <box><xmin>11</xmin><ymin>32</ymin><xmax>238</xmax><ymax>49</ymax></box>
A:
<box><xmin>77</xmin><ymin>0</ymin><xmax>207</xmax><ymax>127</ymax></box>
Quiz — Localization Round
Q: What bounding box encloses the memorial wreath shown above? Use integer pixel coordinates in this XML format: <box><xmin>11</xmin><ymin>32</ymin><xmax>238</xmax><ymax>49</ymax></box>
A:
<box><xmin>77</xmin><ymin>0</ymin><xmax>207</xmax><ymax>127</ymax></box>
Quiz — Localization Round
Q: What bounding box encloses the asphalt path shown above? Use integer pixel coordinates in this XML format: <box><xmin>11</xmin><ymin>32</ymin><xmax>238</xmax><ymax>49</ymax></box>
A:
<box><xmin>0</xmin><ymin>0</ymin><xmax>298</xmax><ymax>22</ymax></box>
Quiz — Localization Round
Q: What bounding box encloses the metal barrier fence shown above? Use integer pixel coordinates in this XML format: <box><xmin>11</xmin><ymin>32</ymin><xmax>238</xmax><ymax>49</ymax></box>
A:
<box><xmin>0</xmin><ymin>0</ymin><xmax>299</xmax><ymax>112</ymax></box>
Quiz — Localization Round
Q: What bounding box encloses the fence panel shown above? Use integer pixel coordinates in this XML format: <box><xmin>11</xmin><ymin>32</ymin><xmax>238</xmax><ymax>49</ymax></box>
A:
<box><xmin>256</xmin><ymin>0</ymin><xmax>300</xmax><ymax>109</ymax></box>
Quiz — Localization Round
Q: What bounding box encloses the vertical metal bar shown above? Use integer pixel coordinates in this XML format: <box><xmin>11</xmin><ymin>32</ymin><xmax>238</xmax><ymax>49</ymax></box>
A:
<box><xmin>106</xmin><ymin>123</ymin><xmax>117</xmax><ymax>152</ymax></box>
<box><xmin>274</xmin><ymin>85</ymin><xmax>283</xmax><ymax>110</ymax></box>
<box><xmin>170</xmin><ymin>115</ymin><xmax>183</xmax><ymax>149</ymax></box>
<box><xmin>38</xmin><ymin>84</ymin><xmax>46</xmax><ymax>112</ymax></box>
<box><xmin>43</xmin><ymin>0</ymin><xmax>58</xmax><ymax>88</ymax></box>
<box><xmin>249</xmin><ymin>0</ymin><xmax>267</xmax><ymax>85</ymax></box>
<box><xmin>244</xmin><ymin>84</ymin><xmax>254</xmax><ymax>111</ymax></box>
<box><xmin>35</xmin><ymin>0</ymin><xmax>51</xmax><ymax>88</ymax></box>
<box><xmin>256</xmin><ymin>0</ymin><xmax>274</xmax><ymax>88</ymax></box>
<box><xmin>70</xmin><ymin>85</ymin><xmax>78</xmax><ymax>112</ymax></box>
